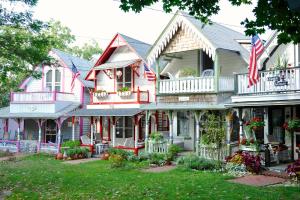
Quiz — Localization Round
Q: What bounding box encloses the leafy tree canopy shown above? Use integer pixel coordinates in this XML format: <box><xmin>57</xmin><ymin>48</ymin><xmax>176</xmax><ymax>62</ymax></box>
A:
<box><xmin>119</xmin><ymin>0</ymin><xmax>300</xmax><ymax>44</ymax></box>
<box><xmin>0</xmin><ymin>0</ymin><xmax>102</xmax><ymax>107</ymax></box>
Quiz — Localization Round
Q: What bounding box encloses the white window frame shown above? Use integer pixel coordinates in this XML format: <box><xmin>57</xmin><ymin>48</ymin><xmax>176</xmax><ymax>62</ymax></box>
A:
<box><xmin>116</xmin><ymin>117</ymin><xmax>133</xmax><ymax>139</ymax></box>
<box><xmin>45</xmin><ymin>67</ymin><xmax>62</xmax><ymax>92</ymax></box>
<box><xmin>116</xmin><ymin>67</ymin><xmax>132</xmax><ymax>91</ymax></box>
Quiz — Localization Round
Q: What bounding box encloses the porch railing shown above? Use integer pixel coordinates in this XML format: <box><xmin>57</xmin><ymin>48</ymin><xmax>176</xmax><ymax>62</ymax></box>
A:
<box><xmin>148</xmin><ymin>140</ymin><xmax>168</xmax><ymax>154</ymax></box>
<box><xmin>40</xmin><ymin>143</ymin><xmax>58</xmax><ymax>154</ymax></box>
<box><xmin>11</xmin><ymin>91</ymin><xmax>76</xmax><ymax>103</ymax></box>
<box><xmin>198</xmin><ymin>144</ymin><xmax>229</xmax><ymax>161</ymax></box>
<box><xmin>158</xmin><ymin>76</ymin><xmax>234</xmax><ymax>94</ymax></box>
<box><xmin>236</xmin><ymin>67</ymin><xmax>300</xmax><ymax>95</ymax></box>
<box><xmin>0</xmin><ymin>140</ymin><xmax>19</xmax><ymax>152</ymax></box>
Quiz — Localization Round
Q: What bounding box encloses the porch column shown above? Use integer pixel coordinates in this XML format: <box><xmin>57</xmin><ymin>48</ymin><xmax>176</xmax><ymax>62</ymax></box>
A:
<box><xmin>134</xmin><ymin>118</ymin><xmax>139</xmax><ymax>149</ymax></box>
<box><xmin>72</xmin><ymin>116</ymin><xmax>75</xmax><ymax>141</ymax></box>
<box><xmin>100</xmin><ymin>116</ymin><xmax>103</xmax><ymax>140</ymax></box>
<box><xmin>17</xmin><ymin>118</ymin><xmax>21</xmax><ymax>152</ymax></box>
<box><xmin>167</xmin><ymin>110</ymin><xmax>173</xmax><ymax>144</ymax></box>
<box><xmin>90</xmin><ymin>116</ymin><xmax>94</xmax><ymax>145</ymax></box>
<box><xmin>226</xmin><ymin>112</ymin><xmax>232</xmax><ymax>145</ymax></box>
<box><xmin>36</xmin><ymin>119</ymin><xmax>46</xmax><ymax>152</ymax></box>
<box><xmin>154</xmin><ymin>111</ymin><xmax>158</xmax><ymax>132</ymax></box>
<box><xmin>56</xmin><ymin>119</ymin><xmax>62</xmax><ymax>153</ymax></box>
<box><xmin>145</xmin><ymin>111</ymin><xmax>150</xmax><ymax>151</ymax></box>
<box><xmin>194</xmin><ymin>111</ymin><xmax>202</xmax><ymax>154</ymax></box>
<box><xmin>112</xmin><ymin>117</ymin><xmax>116</xmax><ymax>147</ymax></box>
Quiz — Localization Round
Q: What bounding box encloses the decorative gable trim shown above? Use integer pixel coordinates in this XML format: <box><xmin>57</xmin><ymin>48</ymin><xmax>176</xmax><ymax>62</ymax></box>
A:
<box><xmin>147</xmin><ymin>12</ymin><xmax>216</xmax><ymax>65</ymax></box>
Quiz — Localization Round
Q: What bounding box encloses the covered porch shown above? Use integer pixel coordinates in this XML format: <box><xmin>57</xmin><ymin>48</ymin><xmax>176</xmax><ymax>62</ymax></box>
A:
<box><xmin>0</xmin><ymin>103</ymin><xmax>80</xmax><ymax>154</ymax></box>
<box><xmin>68</xmin><ymin>108</ymin><xmax>147</xmax><ymax>155</ymax></box>
<box><xmin>141</xmin><ymin>103</ymin><xmax>235</xmax><ymax>160</ymax></box>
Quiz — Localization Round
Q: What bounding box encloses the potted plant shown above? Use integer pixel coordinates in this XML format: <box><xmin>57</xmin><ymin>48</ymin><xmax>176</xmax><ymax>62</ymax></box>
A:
<box><xmin>246</xmin><ymin>117</ymin><xmax>265</xmax><ymax>131</ymax></box>
<box><xmin>94</xmin><ymin>90</ymin><xmax>108</xmax><ymax>98</ymax></box>
<box><xmin>117</xmin><ymin>87</ymin><xmax>131</xmax><ymax>97</ymax></box>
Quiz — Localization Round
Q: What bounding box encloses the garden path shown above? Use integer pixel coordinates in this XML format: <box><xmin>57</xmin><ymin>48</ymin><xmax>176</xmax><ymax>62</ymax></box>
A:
<box><xmin>228</xmin><ymin>175</ymin><xmax>286</xmax><ymax>186</ymax></box>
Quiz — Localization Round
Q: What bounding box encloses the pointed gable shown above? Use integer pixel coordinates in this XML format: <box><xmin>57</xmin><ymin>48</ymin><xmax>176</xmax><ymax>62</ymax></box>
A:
<box><xmin>147</xmin><ymin>11</ymin><xmax>250</xmax><ymax>65</ymax></box>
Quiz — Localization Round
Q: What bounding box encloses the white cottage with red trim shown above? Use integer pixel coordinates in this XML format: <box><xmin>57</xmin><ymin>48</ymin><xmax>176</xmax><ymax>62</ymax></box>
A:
<box><xmin>0</xmin><ymin>49</ymin><xmax>93</xmax><ymax>153</ymax></box>
<box><xmin>70</xmin><ymin>33</ymin><xmax>156</xmax><ymax>154</ymax></box>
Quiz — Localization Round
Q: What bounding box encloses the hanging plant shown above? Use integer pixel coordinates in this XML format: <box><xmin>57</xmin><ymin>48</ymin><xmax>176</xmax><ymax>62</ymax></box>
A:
<box><xmin>283</xmin><ymin>119</ymin><xmax>300</xmax><ymax>132</ymax></box>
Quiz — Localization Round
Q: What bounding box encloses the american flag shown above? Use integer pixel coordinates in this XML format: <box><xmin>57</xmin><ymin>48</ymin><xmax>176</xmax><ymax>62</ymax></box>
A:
<box><xmin>144</xmin><ymin>64</ymin><xmax>156</xmax><ymax>81</ymax></box>
<box><xmin>248</xmin><ymin>35</ymin><xmax>264</xmax><ymax>87</ymax></box>
<box><xmin>71</xmin><ymin>61</ymin><xmax>80</xmax><ymax>92</ymax></box>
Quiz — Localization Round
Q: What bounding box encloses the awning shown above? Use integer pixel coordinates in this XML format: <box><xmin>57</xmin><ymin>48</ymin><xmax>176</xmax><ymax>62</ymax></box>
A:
<box><xmin>94</xmin><ymin>59</ymin><xmax>139</xmax><ymax>70</ymax></box>
<box><xmin>0</xmin><ymin>103</ymin><xmax>80</xmax><ymax>119</ymax></box>
<box><xmin>141</xmin><ymin>103</ymin><xmax>226</xmax><ymax>110</ymax></box>
<box><xmin>68</xmin><ymin>108</ymin><xmax>142</xmax><ymax>117</ymax></box>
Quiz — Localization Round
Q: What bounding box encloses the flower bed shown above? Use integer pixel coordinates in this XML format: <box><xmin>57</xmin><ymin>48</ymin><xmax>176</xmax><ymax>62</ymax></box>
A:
<box><xmin>225</xmin><ymin>151</ymin><xmax>262</xmax><ymax>176</ymax></box>
<box><xmin>286</xmin><ymin>159</ymin><xmax>300</xmax><ymax>182</ymax></box>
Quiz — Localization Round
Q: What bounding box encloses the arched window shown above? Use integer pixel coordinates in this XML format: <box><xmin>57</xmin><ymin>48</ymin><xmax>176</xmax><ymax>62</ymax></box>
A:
<box><xmin>54</xmin><ymin>69</ymin><xmax>61</xmax><ymax>91</ymax></box>
<box><xmin>45</xmin><ymin>68</ymin><xmax>61</xmax><ymax>92</ymax></box>
<box><xmin>46</xmin><ymin>70</ymin><xmax>53</xmax><ymax>91</ymax></box>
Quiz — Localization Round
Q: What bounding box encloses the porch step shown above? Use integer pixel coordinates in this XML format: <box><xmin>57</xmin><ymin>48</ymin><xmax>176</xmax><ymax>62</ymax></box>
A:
<box><xmin>261</xmin><ymin>170</ymin><xmax>289</xmax><ymax>179</ymax></box>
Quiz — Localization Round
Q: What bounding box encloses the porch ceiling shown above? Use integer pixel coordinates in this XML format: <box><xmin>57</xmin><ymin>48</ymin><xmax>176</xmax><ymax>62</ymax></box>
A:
<box><xmin>68</xmin><ymin>108</ymin><xmax>142</xmax><ymax>117</ymax></box>
<box><xmin>225</xmin><ymin>99</ymin><xmax>300</xmax><ymax>107</ymax></box>
<box><xmin>0</xmin><ymin>103</ymin><xmax>80</xmax><ymax>119</ymax></box>
<box><xmin>141</xmin><ymin>103</ymin><xmax>226</xmax><ymax>110</ymax></box>
<box><xmin>94</xmin><ymin>59</ymin><xmax>140</xmax><ymax>70</ymax></box>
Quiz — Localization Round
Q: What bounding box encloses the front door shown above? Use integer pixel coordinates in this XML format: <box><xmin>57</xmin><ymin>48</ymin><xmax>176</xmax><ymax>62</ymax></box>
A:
<box><xmin>45</xmin><ymin>120</ymin><xmax>57</xmax><ymax>143</ymax></box>
<box><xmin>269</xmin><ymin>107</ymin><xmax>285</xmax><ymax>143</ymax></box>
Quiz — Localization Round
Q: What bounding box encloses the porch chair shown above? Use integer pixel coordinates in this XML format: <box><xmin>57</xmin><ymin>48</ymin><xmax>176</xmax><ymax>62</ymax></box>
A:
<box><xmin>267</xmin><ymin>135</ymin><xmax>279</xmax><ymax>164</ymax></box>
<box><xmin>80</xmin><ymin>135</ymin><xmax>94</xmax><ymax>153</ymax></box>
<box><xmin>201</xmin><ymin>69</ymin><xmax>214</xmax><ymax>77</ymax></box>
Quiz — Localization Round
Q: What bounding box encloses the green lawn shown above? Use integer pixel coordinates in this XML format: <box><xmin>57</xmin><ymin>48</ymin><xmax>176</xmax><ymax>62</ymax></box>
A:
<box><xmin>0</xmin><ymin>155</ymin><xmax>299</xmax><ymax>200</ymax></box>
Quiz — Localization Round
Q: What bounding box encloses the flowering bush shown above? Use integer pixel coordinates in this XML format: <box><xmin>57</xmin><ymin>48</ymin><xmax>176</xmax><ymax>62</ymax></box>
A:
<box><xmin>226</xmin><ymin>151</ymin><xmax>262</xmax><ymax>174</ymax></box>
<box><xmin>109</xmin><ymin>154</ymin><xmax>125</xmax><ymax>168</ymax></box>
<box><xmin>283</xmin><ymin>119</ymin><xmax>300</xmax><ymax>132</ymax></box>
<box><xmin>246</xmin><ymin>117</ymin><xmax>265</xmax><ymax>129</ymax></box>
<box><xmin>285</xmin><ymin>159</ymin><xmax>300</xmax><ymax>181</ymax></box>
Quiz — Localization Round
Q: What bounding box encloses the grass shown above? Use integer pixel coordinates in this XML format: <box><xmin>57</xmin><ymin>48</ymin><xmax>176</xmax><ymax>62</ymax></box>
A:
<box><xmin>0</xmin><ymin>150</ymin><xmax>13</xmax><ymax>158</ymax></box>
<box><xmin>0</xmin><ymin>154</ymin><xmax>299</xmax><ymax>200</ymax></box>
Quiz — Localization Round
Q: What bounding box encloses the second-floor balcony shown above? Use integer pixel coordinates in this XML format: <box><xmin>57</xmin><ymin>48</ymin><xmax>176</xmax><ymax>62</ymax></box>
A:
<box><xmin>11</xmin><ymin>91</ymin><xmax>77</xmax><ymax>103</ymax></box>
<box><xmin>158</xmin><ymin>76</ymin><xmax>234</xmax><ymax>94</ymax></box>
<box><xmin>91</xmin><ymin>89</ymin><xmax>150</xmax><ymax>104</ymax></box>
<box><xmin>236</xmin><ymin>67</ymin><xmax>300</xmax><ymax>95</ymax></box>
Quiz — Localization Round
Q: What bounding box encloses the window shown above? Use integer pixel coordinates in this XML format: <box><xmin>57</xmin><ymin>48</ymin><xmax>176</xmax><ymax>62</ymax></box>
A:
<box><xmin>46</xmin><ymin>70</ymin><xmax>53</xmax><ymax>91</ymax></box>
<box><xmin>157</xmin><ymin>111</ymin><xmax>169</xmax><ymax>132</ymax></box>
<box><xmin>116</xmin><ymin>67</ymin><xmax>132</xmax><ymax>90</ymax></box>
<box><xmin>54</xmin><ymin>69</ymin><xmax>61</xmax><ymax>91</ymax></box>
<box><xmin>45</xmin><ymin>68</ymin><xmax>61</xmax><ymax>92</ymax></box>
<box><xmin>116</xmin><ymin>117</ymin><xmax>133</xmax><ymax>138</ymax></box>
<box><xmin>230</xmin><ymin>111</ymin><xmax>240</xmax><ymax>142</ymax></box>
<box><xmin>177</xmin><ymin>111</ymin><xmax>190</xmax><ymax>136</ymax></box>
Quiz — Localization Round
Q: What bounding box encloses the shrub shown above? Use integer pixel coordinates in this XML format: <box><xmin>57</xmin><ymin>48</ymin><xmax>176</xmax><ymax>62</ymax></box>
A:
<box><xmin>109</xmin><ymin>154</ymin><xmax>125</xmax><ymax>168</ymax></box>
<box><xmin>149</xmin><ymin>153</ymin><xmax>166</xmax><ymax>166</ymax></box>
<box><xmin>168</xmin><ymin>144</ymin><xmax>182</xmax><ymax>157</ymax></box>
<box><xmin>226</xmin><ymin>151</ymin><xmax>262</xmax><ymax>174</ymax></box>
<box><xmin>177</xmin><ymin>153</ymin><xmax>221</xmax><ymax>171</ymax></box>
<box><xmin>61</xmin><ymin>140</ymin><xmax>81</xmax><ymax>149</ymax></box>
<box><xmin>285</xmin><ymin>159</ymin><xmax>300</xmax><ymax>181</ymax></box>
<box><xmin>127</xmin><ymin>151</ymin><xmax>150</xmax><ymax>162</ymax></box>
<box><xmin>225</xmin><ymin>162</ymin><xmax>247</xmax><ymax>177</ymax></box>
<box><xmin>150</xmin><ymin>132</ymin><xmax>164</xmax><ymax>142</ymax></box>
<box><xmin>108</xmin><ymin>148</ymin><xmax>129</xmax><ymax>160</ymax></box>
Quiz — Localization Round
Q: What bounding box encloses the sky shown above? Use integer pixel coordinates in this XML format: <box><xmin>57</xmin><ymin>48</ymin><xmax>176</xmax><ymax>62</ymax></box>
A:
<box><xmin>32</xmin><ymin>0</ymin><xmax>272</xmax><ymax>48</ymax></box>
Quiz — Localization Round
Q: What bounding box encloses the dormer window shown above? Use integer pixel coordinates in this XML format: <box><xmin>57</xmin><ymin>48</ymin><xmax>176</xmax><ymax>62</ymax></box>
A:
<box><xmin>45</xmin><ymin>68</ymin><xmax>61</xmax><ymax>92</ymax></box>
<box><xmin>116</xmin><ymin>67</ymin><xmax>132</xmax><ymax>90</ymax></box>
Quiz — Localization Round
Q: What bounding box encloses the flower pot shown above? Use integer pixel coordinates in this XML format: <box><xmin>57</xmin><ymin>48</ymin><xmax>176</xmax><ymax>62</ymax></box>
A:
<box><xmin>56</xmin><ymin>153</ymin><xmax>63</xmax><ymax>160</ymax></box>
<box><xmin>252</xmin><ymin>126</ymin><xmax>263</xmax><ymax>131</ymax></box>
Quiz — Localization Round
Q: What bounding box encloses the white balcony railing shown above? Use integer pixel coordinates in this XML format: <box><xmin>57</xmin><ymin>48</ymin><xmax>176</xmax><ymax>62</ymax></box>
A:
<box><xmin>159</xmin><ymin>76</ymin><xmax>234</xmax><ymax>94</ymax></box>
<box><xmin>236</xmin><ymin>67</ymin><xmax>300</xmax><ymax>95</ymax></box>
<box><xmin>92</xmin><ymin>89</ymin><xmax>149</xmax><ymax>104</ymax></box>
<box><xmin>11</xmin><ymin>91</ymin><xmax>76</xmax><ymax>103</ymax></box>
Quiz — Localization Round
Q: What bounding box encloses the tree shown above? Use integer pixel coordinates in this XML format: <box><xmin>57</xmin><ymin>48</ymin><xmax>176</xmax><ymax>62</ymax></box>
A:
<box><xmin>71</xmin><ymin>40</ymin><xmax>103</xmax><ymax>61</ymax></box>
<box><xmin>119</xmin><ymin>0</ymin><xmax>300</xmax><ymax>44</ymax></box>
